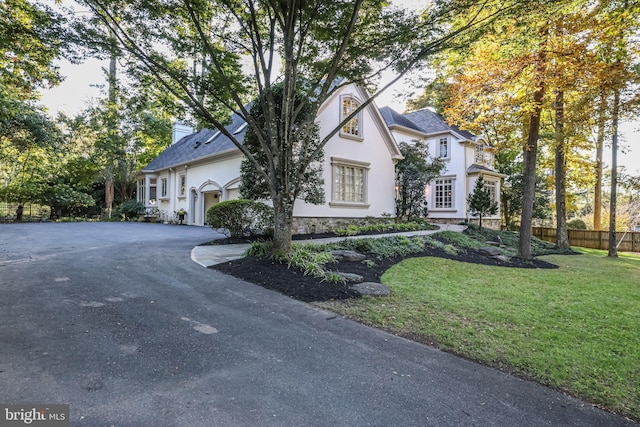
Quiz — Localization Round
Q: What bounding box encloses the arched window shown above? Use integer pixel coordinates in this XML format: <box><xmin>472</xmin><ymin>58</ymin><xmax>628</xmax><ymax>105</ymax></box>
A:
<box><xmin>341</xmin><ymin>96</ymin><xmax>362</xmax><ymax>138</ymax></box>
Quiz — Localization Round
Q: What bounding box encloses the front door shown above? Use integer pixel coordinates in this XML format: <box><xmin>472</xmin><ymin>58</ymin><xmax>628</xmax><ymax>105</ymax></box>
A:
<box><xmin>203</xmin><ymin>191</ymin><xmax>220</xmax><ymax>225</ymax></box>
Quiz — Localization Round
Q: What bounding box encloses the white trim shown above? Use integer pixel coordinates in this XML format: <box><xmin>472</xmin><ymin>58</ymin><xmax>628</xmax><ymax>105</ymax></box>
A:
<box><xmin>233</xmin><ymin>123</ymin><xmax>248</xmax><ymax>135</ymax></box>
<box><xmin>204</xmin><ymin>131</ymin><xmax>221</xmax><ymax>144</ymax></box>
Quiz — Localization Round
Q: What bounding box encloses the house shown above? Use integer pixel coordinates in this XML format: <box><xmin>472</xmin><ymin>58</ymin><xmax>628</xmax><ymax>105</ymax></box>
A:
<box><xmin>380</xmin><ymin>106</ymin><xmax>505</xmax><ymax>228</ymax></box>
<box><xmin>138</xmin><ymin>84</ymin><xmax>505</xmax><ymax>230</ymax></box>
<box><xmin>138</xmin><ymin>83</ymin><xmax>403</xmax><ymax>231</ymax></box>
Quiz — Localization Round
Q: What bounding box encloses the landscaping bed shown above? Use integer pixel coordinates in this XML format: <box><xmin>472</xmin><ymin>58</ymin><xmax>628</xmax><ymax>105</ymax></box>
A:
<box><xmin>212</xmin><ymin>229</ymin><xmax>560</xmax><ymax>302</ymax></box>
<box><xmin>209</xmin><ymin>227</ymin><xmax>640</xmax><ymax>421</ymax></box>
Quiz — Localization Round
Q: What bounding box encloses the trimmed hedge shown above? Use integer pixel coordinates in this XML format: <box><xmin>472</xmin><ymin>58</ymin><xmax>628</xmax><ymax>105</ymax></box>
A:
<box><xmin>206</xmin><ymin>199</ymin><xmax>273</xmax><ymax>238</ymax></box>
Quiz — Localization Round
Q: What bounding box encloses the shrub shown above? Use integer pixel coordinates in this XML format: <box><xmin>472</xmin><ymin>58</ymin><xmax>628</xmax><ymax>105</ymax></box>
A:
<box><xmin>206</xmin><ymin>199</ymin><xmax>274</xmax><ymax>238</ymax></box>
<box><xmin>115</xmin><ymin>200</ymin><xmax>145</xmax><ymax>221</ymax></box>
<box><xmin>437</xmin><ymin>230</ymin><xmax>483</xmax><ymax>249</ymax></box>
<box><xmin>329</xmin><ymin>235</ymin><xmax>425</xmax><ymax>260</ymax></box>
<box><xmin>567</xmin><ymin>218</ymin><xmax>588</xmax><ymax>230</ymax></box>
<box><xmin>443</xmin><ymin>244</ymin><xmax>459</xmax><ymax>255</ymax></box>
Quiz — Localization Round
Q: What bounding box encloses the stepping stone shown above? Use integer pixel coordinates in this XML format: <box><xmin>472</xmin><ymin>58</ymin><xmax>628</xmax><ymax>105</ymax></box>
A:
<box><xmin>332</xmin><ymin>271</ymin><xmax>363</xmax><ymax>283</ymax></box>
<box><xmin>331</xmin><ymin>250</ymin><xmax>367</xmax><ymax>262</ymax></box>
<box><xmin>350</xmin><ymin>282</ymin><xmax>391</xmax><ymax>297</ymax></box>
<box><xmin>479</xmin><ymin>247</ymin><xmax>501</xmax><ymax>257</ymax></box>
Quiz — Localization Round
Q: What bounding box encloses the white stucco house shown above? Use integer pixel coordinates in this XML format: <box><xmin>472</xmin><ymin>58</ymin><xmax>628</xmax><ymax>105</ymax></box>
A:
<box><xmin>138</xmin><ymin>83</ymin><xmax>403</xmax><ymax>231</ymax></box>
<box><xmin>380</xmin><ymin>106</ymin><xmax>506</xmax><ymax>228</ymax></box>
<box><xmin>138</xmin><ymin>83</ymin><xmax>505</xmax><ymax>230</ymax></box>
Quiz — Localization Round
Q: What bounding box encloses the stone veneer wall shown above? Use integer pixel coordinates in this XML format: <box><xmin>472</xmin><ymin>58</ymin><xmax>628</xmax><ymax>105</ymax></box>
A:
<box><xmin>428</xmin><ymin>217</ymin><xmax>501</xmax><ymax>230</ymax></box>
<box><xmin>291</xmin><ymin>216</ymin><xmax>502</xmax><ymax>234</ymax></box>
<box><xmin>291</xmin><ymin>216</ymin><xmax>391</xmax><ymax>234</ymax></box>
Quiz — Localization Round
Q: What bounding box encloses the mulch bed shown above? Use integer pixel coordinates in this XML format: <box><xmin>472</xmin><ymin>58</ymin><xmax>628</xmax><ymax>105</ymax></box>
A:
<box><xmin>211</xmin><ymin>241</ymin><xmax>559</xmax><ymax>303</ymax></box>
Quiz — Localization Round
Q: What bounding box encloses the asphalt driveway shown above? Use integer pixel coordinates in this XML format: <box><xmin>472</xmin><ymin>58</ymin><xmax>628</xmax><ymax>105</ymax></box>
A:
<box><xmin>0</xmin><ymin>222</ymin><xmax>635</xmax><ymax>426</ymax></box>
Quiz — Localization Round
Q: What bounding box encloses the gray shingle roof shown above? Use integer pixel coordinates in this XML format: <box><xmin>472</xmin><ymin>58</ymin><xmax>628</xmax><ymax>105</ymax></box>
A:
<box><xmin>379</xmin><ymin>106</ymin><xmax>423</xmax><ymax>133</ymax></box>
<box><xmin>467</xmin><ymin>163</ymin><xmax>505</xmax><ymax>176</ymax></box>
<box><xmin>144</xmin><ymin>103</ymin><xmax>479</xmax><ymax>173</ymax></box>
<box><xmin>381</xmin><ymin>106</ymin><xmax>477</xmax><ymax>141</ymax></box>
<box><xmin>142</xmin><ymin>112</ymin><xmax>246</xmax><ymax>172</ymax></box>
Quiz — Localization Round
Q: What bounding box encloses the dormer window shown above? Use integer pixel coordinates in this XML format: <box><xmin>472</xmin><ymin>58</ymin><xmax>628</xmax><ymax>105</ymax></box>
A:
<box><xmin>475</xmin><ymin>143</ymin><xmax>484</xmax><ymax>164</ymax></box>
<box><xmin>341</xmin><ymin>96</ymin><xmax>362</xmax><ymax>139</ymax></box>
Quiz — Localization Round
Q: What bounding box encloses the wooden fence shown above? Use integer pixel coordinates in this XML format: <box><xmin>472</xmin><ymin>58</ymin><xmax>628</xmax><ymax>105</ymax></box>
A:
<box><xmin>532</xmin><ymin>227</ymin><xmax>640</xmax><ymax>253</ymax></box>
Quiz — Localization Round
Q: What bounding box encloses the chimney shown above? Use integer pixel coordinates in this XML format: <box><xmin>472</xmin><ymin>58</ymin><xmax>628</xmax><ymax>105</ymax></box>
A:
<box><xmin>172</xmin><ymin>121</ymin><xmax>194</xmax><ymax>145</ymax></box>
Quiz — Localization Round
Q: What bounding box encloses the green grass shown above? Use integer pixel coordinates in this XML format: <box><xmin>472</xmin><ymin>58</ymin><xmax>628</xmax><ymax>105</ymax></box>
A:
<box><xmin>317</xmin><ymin>248</ymin><xmax>640</xmax><ymax>420</ymax></box>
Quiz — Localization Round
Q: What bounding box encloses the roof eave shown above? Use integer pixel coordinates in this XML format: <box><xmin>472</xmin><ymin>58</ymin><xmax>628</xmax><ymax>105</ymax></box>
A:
<box><xmin>139</xmin><ymin>147</ymin><xmax>242</xmax><ymax>174</ymax></box>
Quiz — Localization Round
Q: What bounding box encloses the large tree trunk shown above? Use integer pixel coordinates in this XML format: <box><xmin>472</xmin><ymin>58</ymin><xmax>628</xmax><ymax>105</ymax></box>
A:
<box><xmin>554</xmin><ymin>90</ymin><xmax>570</xmax><ymax>250</ymax></box>
<box><xmin>593</xmin><ymin>90</ymin><xmax>607</xmax><ymax>231</ymax></box>
<box><xmin>105</xmin><ymin>179</ymin><xmax>115</xmax><ymax>219</ymax></box>
<box><xmin>608</xmin><ymin>89</ymin><xmax>620</xmax><ymax>257</ymax></box>
<box><xmin>105</xmin><ymin>54</ymin><xmax>117</xmax><ymax>217</ymax></box>
<box><xmin>518</xmin><ymin>53</ymin><xmax>546</xmax><ymax>259</ymax></box>
<box><xmin>272</xmin><ymin>193</ymin><xmax>293</xmax><ymax>255</ymax></box>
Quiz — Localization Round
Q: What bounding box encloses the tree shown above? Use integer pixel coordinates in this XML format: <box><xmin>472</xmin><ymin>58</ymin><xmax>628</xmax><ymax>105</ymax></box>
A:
<box><xmin>0</xmin><ymin>0</ymin><xmax>69</xmax><ymax>196</ymax></box>
<box><xmin>608</xmin><ymin>88</ymin><xmax>620</xmax><ymax>257</ymax></box>
<box><xmin>467</xmin><ymin>175</ymin><xmax>499</xmax><ymax>231</ymax></box>
<box><xmin>590</xmin><ymin>1</ymin><xmax>640</xmax><ymax>257</ymax></box>
<box><xmin>438</xmin><ymin>0</ymin><xmax>633</xmax><ymax>258</ymax></box>
<box><xmin>240</xmin><ymin>83</ymin><xmax>324</xmax><ymax>205</ymax></box>
<box><xmin>81</xmin><ymin>0</ymin><xmax>535</xmax><ymax>253</ymax></box>
<box><xmin>394</xmin><ymin>141</ymin><xmax>444</xmax><ymax>221</ymax></box>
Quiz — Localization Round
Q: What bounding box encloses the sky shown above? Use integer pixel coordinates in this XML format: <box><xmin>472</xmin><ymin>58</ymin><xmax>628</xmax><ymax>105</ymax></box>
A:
<box><xmin>39</xmin><ymin>56</ymin><xmax>640</xmax><ymax>176</ymax></box>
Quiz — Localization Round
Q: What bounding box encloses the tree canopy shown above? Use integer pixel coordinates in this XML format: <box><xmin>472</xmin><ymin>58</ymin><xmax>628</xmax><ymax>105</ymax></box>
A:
<box><xmin>79</xmin><ymin>0</ymin><xmax>538</xmax><ymax>252</ymax></box>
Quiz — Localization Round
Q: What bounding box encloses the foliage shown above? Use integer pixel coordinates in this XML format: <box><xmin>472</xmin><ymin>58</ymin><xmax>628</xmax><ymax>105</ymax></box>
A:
<box><xmin>329</xmin><ymin>235</ymin><xmax>426</xmax><ymax>260</ymax></box>
<box><xmin>115</xmin><ymin>199</ymin><xmax>144</xmax><ymax>220</ymax></box>
<box><xmin>286</xmin><ymin>245</ymin><xmax>338</xmax><ymax>282</ymax></box>
<box><xmin>334</xmin><ymin>220</ymin><xmax>435</xmax><ymax>236</ymax></box>
<box><xmin>395</xmin><ymin>141</ymin><xmax>444</xmax><ymax>221</ymax></box>
<box><xmin>81</xmin><ymin>0</ymin><xmax>530</xmax><ymax>253</ymax></box>
<box><xmin>431</xmin><ymin>0</ymin><xmax>640</xmax><ymax>257</ymax></box>
<box><xmin>567</xmin><ymin>218</ymin><xmax>588</xmax><ymax>230</ymax></box>
<box><xmin>240</xmin><ymin>83</ymin><xmax>324</xmax><ymax>205</ymax></box>
<box><xmin>459</xmin><ymin>224</ymin><xmax>558</xmax><ymax>257</ymax></box>
<box><xmin>467</xmin><ymin>176</ymin><xmax>499</xmax><ymax>231</ymax></box>
<box><xmin>497</xmin><ymin>154</ymin><xmax>552</xmax><ymax>230</ymax></box>
<box><xmin>206</xmin><ymin>199</ymin><xmax>274</xmax><ymax>238</ymax></box>
<box><xmin>0</xmin><ymin>0</ymin><xmax>72</xmax><ymax>207</ymax></box>
<box><xmin>0</xmin><ymin>0</ymin><xmax>66</xmax><ymax>100</ymax></box>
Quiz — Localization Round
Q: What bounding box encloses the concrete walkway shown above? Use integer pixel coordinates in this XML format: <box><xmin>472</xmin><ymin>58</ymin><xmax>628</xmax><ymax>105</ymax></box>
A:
<box><xmin>191</xmin><ymin>223</ymin><xmax>467</xmax><ymax>267</ymax></box>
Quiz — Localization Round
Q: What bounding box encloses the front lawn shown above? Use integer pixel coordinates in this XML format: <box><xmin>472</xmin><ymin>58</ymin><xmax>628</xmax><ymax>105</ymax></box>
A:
<box><xmin>317</xmin><ymin>248</ymin><xmax>640</xmax><ymax>421</ymax></box>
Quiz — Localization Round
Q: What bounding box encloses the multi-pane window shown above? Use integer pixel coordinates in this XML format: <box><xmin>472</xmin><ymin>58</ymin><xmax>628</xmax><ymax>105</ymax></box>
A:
<box><xmin>341</xmin><ymin>96</ymin><xmax>361</xmax><ymax>137</ymax></box>
<box><xmin>475</xmin><ymin>143</ymin><xmax>484</xmax><ymax>164</ymax></box>
<box><xmin>149</xmin><ymin>178</ymin><xmax>157</xmax><ymax>204</ymax></box>
<box><xmin>160</xmin><ymin>177</ymin><xmax>168</xmax><ymax>198</ymax></box>
<box><xmin>137</xmin><ymin>179</ymin><xmax>145</xmax><ymax>204</ymax></box>
<box><xmin>179</xmin><ymin>174</ymin><xmax>186</xmax><ymax>197</ymax></box>
<box><xmin>334</xmin><ymin>164</ymin><xmax>366</xmax><ymax>203</ymax></box>
<box><xmin>485</xmin><ymin>179</ymin><xmax>497</xmax><ymax>204</ymax></box>
<box><xmin>434</xmin><ymin>178</ymin><xmax>454</xmax><ymax>209</ymax></box>
<box><xmin>439</xmin><ymin>137</ymin><xmax>449</xmax><ymax>158</ymax></box>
